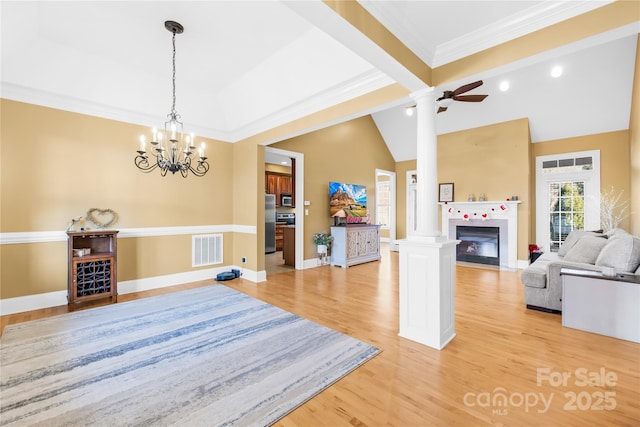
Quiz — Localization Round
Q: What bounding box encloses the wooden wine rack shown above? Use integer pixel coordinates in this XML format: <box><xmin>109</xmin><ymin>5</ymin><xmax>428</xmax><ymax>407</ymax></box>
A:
<box><xmin>67</xmin><ymin>230</ymin><xmax>118</xmax><ymax>310</ymax></box>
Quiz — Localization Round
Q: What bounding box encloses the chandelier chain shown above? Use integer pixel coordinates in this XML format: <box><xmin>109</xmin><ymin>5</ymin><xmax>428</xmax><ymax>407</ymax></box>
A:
<box><xmin>170</xmin><ymin>29</ymin><xmax>178</xmax><ymax>118</ymax></box>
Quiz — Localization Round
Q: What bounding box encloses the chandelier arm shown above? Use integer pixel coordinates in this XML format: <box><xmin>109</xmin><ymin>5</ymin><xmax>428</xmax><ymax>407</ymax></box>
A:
<box><xmin>188</xmin><ymin>159</ymin><xmax>210</xmax><ymax>177</ymax></box>
<box><xmin>134</xmin><ymin>154</ymin><xmax>160</xmax><ymax>173</ymax></box>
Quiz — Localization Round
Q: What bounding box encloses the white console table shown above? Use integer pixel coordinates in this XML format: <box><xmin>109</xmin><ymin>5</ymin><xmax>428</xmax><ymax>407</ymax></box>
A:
<box><xmin>561</xmin><ymin>268</ymin><xmax>640</xmax><ymax>343</ymax></box>
<box><xmin>330</xmin><ymin>225</ymin><xmax>381</xmax><ymax>268</ymax></box>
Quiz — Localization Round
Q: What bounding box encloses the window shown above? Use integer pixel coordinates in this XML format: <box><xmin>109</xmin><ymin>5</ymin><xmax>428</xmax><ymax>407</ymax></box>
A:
<box><xmin>548</xmin><ymin>181</ymin><xmax>585</xmax><ymax>251</ymax></box>
<box><xmin>536</xmin><ymin>150</ymin><xmax>600</xmax><ymax>252</ymax></box>
<box><xmin>376</xmin><ymin>180</ymin><xmax>391</xmax><ymax>229</ymax></box>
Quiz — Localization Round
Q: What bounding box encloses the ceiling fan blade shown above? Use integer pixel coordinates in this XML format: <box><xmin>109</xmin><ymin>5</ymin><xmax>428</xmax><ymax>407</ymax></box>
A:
<box><xmin>453</xmin><ymin>94</ymin><xmax>488</xmax><ymax>102</ymax></box>
<box><xmin>452</xmin><ymin>80</ymin><xmax>483</xmax><ymax>96</ymax></box>
<box><xmin>437</xmin><ymin>106</ymin><xmax>448</xmax><ymax>113</ymax></box>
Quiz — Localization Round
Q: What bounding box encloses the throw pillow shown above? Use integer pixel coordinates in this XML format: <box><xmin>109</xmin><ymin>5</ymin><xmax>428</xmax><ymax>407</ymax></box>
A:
<box><xmin>596</xmin><ymin>235</ymin><xmax>640</xmax><ymax>272</ymax></box>
<box><xmin>605</xmin><ymin>228</ymin><xmax>630</xmax><ymax>240</ymax></box>
<box><xmin>558</xmin><ymin>230</ymin><xmax>604</xmax><ymax>257</ymax></box>
<box><xmin>563</xmin><ymin>235</ymin><xmax>608</xmax><ymax>264</ymax></box>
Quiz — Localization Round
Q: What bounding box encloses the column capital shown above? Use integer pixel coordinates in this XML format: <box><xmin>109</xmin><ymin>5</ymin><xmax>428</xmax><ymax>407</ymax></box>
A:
<box><xmin>410</xmin><ymin>87</ymin><xmax>436</xmax><ymax>102</ymax></box>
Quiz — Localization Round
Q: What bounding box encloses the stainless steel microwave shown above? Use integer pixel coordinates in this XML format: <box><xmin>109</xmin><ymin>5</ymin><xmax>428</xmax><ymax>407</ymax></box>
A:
<box><xmin>281</xmin><ymin>194</ymin><xmax>293</xmax><ymax>206</ymax></box>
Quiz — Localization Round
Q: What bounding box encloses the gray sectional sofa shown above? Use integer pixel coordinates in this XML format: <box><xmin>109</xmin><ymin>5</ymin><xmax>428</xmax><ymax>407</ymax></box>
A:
<box><xmin>521</xmin><ymin>228</ymin><xmax>640</xmax><ymax>312</ymax></box>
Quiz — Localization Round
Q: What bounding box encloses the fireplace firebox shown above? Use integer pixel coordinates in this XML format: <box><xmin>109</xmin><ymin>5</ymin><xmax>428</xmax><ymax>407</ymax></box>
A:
<box><xmin>456</xmin><ymin>226</ymin><xmax>500</xmax><ymax>266</ymax></box>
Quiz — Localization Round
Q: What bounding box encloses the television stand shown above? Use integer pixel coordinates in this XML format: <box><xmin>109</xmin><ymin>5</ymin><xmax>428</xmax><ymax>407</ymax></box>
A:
<box><xmin>330</xmin><ymin>224</ymin><xmax>381</xmax><ymax>268</ymax></box>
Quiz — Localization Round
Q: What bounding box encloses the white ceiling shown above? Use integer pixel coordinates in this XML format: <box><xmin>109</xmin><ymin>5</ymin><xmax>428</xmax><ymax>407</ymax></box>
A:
<box><xmin>1</xmin><ymin>1</ymin><xmax>638</xmax><ymax>163</ymax></box>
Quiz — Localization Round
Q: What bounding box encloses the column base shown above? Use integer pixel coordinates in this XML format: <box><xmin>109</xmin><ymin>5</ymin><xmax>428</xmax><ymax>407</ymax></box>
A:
<box><xmin>398</xmin><ymin>238</ymin><xmax>459</xmax><ymax>350</ymax></box>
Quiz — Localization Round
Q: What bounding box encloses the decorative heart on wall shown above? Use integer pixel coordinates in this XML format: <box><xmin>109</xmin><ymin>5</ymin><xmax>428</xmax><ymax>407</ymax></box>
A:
<box><xmin>87</xmin><ymin>208</ymin><xmax>118</xmax><ymax>229</ymax></box>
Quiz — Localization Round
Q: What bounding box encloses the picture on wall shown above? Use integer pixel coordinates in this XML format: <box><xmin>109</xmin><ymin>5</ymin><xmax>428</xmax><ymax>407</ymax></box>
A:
<box><xmin>439</xmin><ymin>183</ymin><xmax>454</xmax><ymax>202</ymax></box>
<box><xmin>329</xmin><ymin>181</ymin><xmax>367</xmax><ymax>223</ymax></box>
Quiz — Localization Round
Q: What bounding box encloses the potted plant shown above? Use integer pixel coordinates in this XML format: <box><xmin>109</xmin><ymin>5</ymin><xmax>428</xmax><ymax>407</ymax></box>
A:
<box><xmin>313</xmin><ymin>231</ymin><xmax>333</xmax><ymax>255</ymax></box>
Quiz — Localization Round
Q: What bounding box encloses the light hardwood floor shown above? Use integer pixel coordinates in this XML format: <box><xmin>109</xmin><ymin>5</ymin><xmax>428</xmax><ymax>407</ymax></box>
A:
<box><xmin>2</xmin><ymin>246</ymin><xmax>639</xmax><ymax>426</ymax></box>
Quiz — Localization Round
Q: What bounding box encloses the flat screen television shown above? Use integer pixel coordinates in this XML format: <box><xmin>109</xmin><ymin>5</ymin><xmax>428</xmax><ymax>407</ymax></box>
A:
<box><xmin>329</xmin><ymin>181</ymin><xmax>367</xmax><ymax>224</ymax></box>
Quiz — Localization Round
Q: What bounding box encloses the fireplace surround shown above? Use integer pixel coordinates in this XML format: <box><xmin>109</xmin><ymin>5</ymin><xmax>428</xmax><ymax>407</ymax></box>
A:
<box><xmin>441</xmin><ymin>201</ymin><xmax>520</xmax><ymax>270</ymax></box>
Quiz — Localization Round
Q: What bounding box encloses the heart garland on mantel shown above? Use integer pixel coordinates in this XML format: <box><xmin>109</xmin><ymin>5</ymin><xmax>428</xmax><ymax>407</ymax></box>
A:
<box><xmin>86</xmin><ymin>208</ymin><xmax>118</xmax><ymax>229</ymax></box>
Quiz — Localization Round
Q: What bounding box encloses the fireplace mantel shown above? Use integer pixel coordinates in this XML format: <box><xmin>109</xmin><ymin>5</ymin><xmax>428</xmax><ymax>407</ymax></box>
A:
<box><xmin>440</xmin><ymin>201</ymin><xmax>520</xmax><ymax>270</ymax></box>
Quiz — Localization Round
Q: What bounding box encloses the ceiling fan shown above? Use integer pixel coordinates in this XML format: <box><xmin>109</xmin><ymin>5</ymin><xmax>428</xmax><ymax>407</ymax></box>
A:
<box><xmin>436</xmin><ymin>80</ymin><xmax>488</xmax><ymax>113</ymax></box>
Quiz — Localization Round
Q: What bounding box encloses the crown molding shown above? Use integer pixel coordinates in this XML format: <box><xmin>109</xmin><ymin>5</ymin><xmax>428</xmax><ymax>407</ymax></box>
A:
<box><xmin>225</xmin><ymin>69</ymin><xmax>394</xmax><ymax>142</ymax></box>
<box><xmin>2</xmin><ymin>68</ymin><xmax>392</xmax><ymax>144</ymax></box>
<box><xmin>0</xmin><ymin>83</ymin><xmax>236</xmax><ymax>142</ymax></box>
<box><xmin>359</xmin><ymin>0</ymin><xmax>614</xmax><ymax>68</ymax></box>
<box><xmin>433</xmin><ymin>1</ymin><xmax>614</xmax><ymax>67</ymax></box>
<box><xmin>357</xmin><ymin>0</ymin><xmax>435</xmax><ymax>66</ymax></box>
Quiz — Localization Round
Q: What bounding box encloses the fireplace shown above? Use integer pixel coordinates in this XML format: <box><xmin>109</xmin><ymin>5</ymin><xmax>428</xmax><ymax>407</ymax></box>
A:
<box><xmin>441</xmin><ymin>201</ymin><xmax>520</xmax><ymax>270</ymax></box>
<box><xmin>456</xmin><ymin>226</ymin><xmax>500</xmax><ymax>266</ymax></box>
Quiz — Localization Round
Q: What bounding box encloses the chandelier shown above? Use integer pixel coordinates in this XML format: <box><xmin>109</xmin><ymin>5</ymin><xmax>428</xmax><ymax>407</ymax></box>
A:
<box><xmin>135</xmin><ymin>21</ymin><xmax>209</xmax><ymax>177</ymax></box>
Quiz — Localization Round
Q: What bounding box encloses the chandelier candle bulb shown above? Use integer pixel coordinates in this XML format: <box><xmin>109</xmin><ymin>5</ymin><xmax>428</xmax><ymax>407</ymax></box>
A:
<box><xmin>139</xmin><ymin>135</ymin><xmax>145</xmax><ymax>152</ymax></box>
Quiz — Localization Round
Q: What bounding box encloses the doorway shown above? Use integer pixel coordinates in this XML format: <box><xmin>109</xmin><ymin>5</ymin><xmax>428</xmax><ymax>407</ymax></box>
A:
<box><xmin>376</xmin><ymin>169</ymin><xmax>397</xmax><ymax>251</ymax></box>
<box><xmin>265</xmin><ymin>146</ymin><xmax>304</xmax><ymax>274</ymax></box>
<box><xmin>535</xmin><ymin>150</ymin><xmax>600</xmax><ymax>252</ymax></box>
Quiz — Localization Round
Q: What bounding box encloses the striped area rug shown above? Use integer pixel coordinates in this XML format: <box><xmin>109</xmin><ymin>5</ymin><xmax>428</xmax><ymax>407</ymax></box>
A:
<box><xmin>1</xmin><ymin>285</ymin><xmax>380</xmax><ymax>426</ymax></box>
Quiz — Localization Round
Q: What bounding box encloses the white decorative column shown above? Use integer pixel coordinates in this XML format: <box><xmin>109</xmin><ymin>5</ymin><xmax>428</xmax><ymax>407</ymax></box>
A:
<box><xmin>399</xmin><ymin>89</ymin><xmax>459</xmax><ymax>350</ymax></box>
<box><xmin>413</xmin><ymin>89</ymin><xmax>440</xmax><ymax>238</ymax></box>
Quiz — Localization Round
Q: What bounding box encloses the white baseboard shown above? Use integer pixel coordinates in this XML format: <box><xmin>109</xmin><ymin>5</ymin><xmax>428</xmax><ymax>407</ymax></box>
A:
<box><xmin>0</xmin><ymin>266</ymin><xmax>262</xmax><ymax>315</ymax></box>
<box><xmin>0</xmin><ymin>290</ymin><xmax>69</xmax><ymax>315</ymax></box>
<box><xmin>302</xmin><ymin>257</ymin><xmax>331</xmax><ymax>269</ymax></box>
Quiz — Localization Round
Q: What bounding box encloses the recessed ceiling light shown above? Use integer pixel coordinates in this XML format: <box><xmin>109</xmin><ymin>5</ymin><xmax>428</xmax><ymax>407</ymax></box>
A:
<box><xmin>281</xmin><ymin>161</ymin><xmax>288</xmax><ymax>165</ymax></box>
<box><xmin>551</xmin><ymin>65</ymin><xmax>563</xmax><ymax>78</ymax></box>
<box><xmin>405</xmin><ymin>105</ymin><xmax>415</xmax><ymax>116</ymax></box>
<box><xmin>499</xmin><ymin>81</ymin><xmax>510</xmax><ymax>91</ymax></box>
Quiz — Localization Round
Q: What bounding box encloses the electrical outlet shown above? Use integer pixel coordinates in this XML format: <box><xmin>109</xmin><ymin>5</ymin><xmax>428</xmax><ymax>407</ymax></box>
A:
<box><xmin>242</xmin><ymin>257</ymin><xmax>246</xmax><ymax>263</ymax></box>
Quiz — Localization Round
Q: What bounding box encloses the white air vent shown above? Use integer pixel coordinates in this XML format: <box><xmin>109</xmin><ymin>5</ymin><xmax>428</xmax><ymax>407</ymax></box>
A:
<box><xmin>192</xmin><ymin>234</ymin><xmax>222</xmax><ymax>267</ymax></box>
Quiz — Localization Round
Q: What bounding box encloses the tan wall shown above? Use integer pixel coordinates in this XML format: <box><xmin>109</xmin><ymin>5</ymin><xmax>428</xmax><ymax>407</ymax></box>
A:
<box><xmin>630</xmin><ymin>34</ymin><xmax>640</xmax><ymax>235</ymax></box>
<box><xmin>532</xmin><ymin>130</ymin><xmax>632</xmax><ymax>233</ymax></box>
<box><xmin>395</xmin><ymin>122</ymin><xmax>632</xmax><ymax>258</ymax></box>
<box><xmin>271</xmin><ymin>115</ymin><xmax>396</xmax><ymax>259</ymax></box>
<box><xmin>438</xmin><ymin>119</ymin><xmax>531</xmax><ymax>259</ymax></box>
<box><xmin>396</xmin><ymin>120</ymin><xmax>532</xmax><ymax>258</ymax></box>
<box><xmin>1</xmin><ymin>99</ymin><xmax>235</xmax><ymax>299</ymax></box>
<box><xmin>231</xmin><ymin>140</ymin><xmax>263</xmax><ymax>272</ymax></box>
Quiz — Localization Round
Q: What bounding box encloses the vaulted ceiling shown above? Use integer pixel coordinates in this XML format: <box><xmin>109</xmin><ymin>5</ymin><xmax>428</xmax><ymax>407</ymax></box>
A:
<box><xmin>2</xmin><ymin>1</ymin><xmax>638</xmax><ymax>163</ymax></box>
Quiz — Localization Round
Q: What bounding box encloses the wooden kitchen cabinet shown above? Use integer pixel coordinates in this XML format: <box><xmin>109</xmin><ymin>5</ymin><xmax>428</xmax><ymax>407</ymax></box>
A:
<box><xmin>283</xmin><ymin>226</ymin><xmax>295</xmax><ymax>266</ymax></box>
<box><xmin>275</xmin><ymin>223</ymin><xmax>286</xmax><ymax>251</ymax></box>
<box><xmin>279</xmin><ymin>175</ymin><xmax>292</xmax><ymax>197</ymax></box>
<box><xmin>265</xmin><ymin>171</ymin><xmax>293</xmax><ymax>207</ymax></box>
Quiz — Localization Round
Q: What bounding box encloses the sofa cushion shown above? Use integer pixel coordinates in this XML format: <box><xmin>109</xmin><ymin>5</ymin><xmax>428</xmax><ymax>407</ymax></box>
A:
<box><xmin>521</xmin><ymin>258</ymin><xmax>553</xmax><ymax>289</ymax></box>
<box><xmin>595</xmin><ymin>235</ymin><xmax>640</xmax><ymax>272</ymax></box>
<box><xmin>557</xmin><ymin>230</ymin><xmax>604</xmax><ymax>257</ymax></box>
<box><xmin>562</xmin><ymin>235</ymin><xmax>608</xmax><ymax>264</ymax></box>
